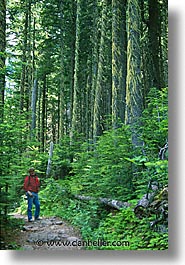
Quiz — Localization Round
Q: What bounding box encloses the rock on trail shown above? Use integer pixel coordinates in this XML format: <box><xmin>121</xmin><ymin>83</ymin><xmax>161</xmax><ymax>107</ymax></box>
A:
<box><xmin>12</xmin><ymin>214</ymin><xmax>82</xmax><ymax>250</ymax></box>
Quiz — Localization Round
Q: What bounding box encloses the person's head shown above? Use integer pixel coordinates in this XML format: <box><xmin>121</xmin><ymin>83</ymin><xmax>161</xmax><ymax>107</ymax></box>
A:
<box><xmin>28</xmin><ymin>168</ymin><xmax>35</xmax><ymax>176</ymax></box>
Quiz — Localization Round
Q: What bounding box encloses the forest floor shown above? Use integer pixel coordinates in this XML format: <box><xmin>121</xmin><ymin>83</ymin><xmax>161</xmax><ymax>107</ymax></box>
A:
<box><xmin>1</xmin><ymin>214</ymin><xmax>83</xmax><ymax>250</ymax></box>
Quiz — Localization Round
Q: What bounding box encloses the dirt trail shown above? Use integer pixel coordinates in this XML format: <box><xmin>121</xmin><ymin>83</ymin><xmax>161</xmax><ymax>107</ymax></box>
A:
<box><xmin>11</xmin><ymin>214</ymin><xmax>82</xmax><ymax>250</ymax></box>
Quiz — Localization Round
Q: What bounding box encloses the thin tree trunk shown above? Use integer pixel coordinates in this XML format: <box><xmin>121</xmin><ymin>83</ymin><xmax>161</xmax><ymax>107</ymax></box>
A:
<box><xmin>148</xmin><ymin>0</ymin><xmax>161</xmax><ymax>89</ymax></box>
<box><xmin>41</xmin><ymin>74</ymin><xmax>47</xmax><ymax>151</ymax></box>
<box><xmin>26</xmin><ymin>0</ymin><xmax>32</xmax><ymax>114</ymax></box>
<box><xmin>112</xmin><ymin>0</ymin><xmax>127</xmax><ymax>128</ymax></box>
<box><xmin>31</xmin><ymin>77</ymin><xmax>37</xmax><ymax>138</ymax></box>
<box><xmin>125</xmin><ymin>0</ymin><xmax>143</xmax><ymax>147</ymax></box>
<box><xmin>89</xmin><ymin>0</ymin><xmax>99</xmax><ymax>141</ymax></box>
<box><xmin>46</xmin><ymin>141</ymin><xmax>54</xmax><ymax>177</ymax></box>
<box><xmin>68</xmin><ymin>1</ymin><xmax>76</xmax><ymax>137</ymax></box>
<box><xmin>93</xmin><ymin>0</ymin><xmax>107</xmax><ymax>142</ymax></box>
<box><xmin>37</xmin><ymin>82</ymin><xmax>42</xmax><ymax>150</ymax></box>
<box><xmin>159</xmin><ymin>0</ymin><xmax>168</xmax><ymax>88</ymax></box>
<box><xmin>58</xmin><ymin>0</ymin><xmax>65</xmax><ymax>141</ymax></box>
<box><xmin>20</xmin><ymin>8</ymin><xmax>28</xmax><ymax>112</ymax></box>
<box><xmin>70</xmin><ymin>0</ymin><xmax>81</xmax><ymax>143</ymax></box>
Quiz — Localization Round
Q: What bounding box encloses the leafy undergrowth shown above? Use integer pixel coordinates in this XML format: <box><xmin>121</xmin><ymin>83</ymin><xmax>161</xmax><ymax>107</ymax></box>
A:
<box><xmin>16</xmin><ymin>179</ymin><xmax>168</xmax><ymax>250</ymax></box>
<box><xmin>0</xmin><ymin>216</ymin><xmax>24</xmax><ymax>250</ymax></box>
<box><xmin>91</xmin><ymin>208</ymin><xmax>168</xmax><ymax>250</ymax></box>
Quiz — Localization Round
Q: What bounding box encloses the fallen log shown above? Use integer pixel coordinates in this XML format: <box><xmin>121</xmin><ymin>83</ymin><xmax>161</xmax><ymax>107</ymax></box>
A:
<box><xmin>57</xmin><ymin>183</ymin><xmax>168</xmax><ymax>228</ymax></box>
<box><xmin>134</xmin><ymin>192</ymin><xmax>155</xmax><ymax>219</ymax></box>
<box><xmin>74</xmin><ymin>195</ymin><xmax>131</xmax><ymax>210</ymax></box>
<box><xmin>74</xmin><ymin>187</ymin><xmax>168</xmax><ymax>228</ymax></box>
<box><xmin>99</xmin><ymin>198</ymin><xmax>131</xmax><ymax>209</ymax></box>
<box><xmin>74</xmin><ymin>182</ymin><xmax>159</xmax><ymax>212</ymax></box>
<box><xmin>134</xmin><ymin>186</ymin><xmax>168</xmax><ymax>229</ymax></box>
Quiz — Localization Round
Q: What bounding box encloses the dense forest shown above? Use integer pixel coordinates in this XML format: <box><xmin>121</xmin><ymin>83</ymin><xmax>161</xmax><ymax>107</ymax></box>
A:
<box><xmin>0</xmin><ymin>0</ymin><xmax>168</xmax><ymax>250</ymax></box>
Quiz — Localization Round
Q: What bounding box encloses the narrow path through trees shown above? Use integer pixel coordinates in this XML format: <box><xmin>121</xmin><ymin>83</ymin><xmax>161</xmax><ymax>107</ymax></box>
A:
<box><xmin>8</xmin><ymin>214</ymin><xmax>82</xmax><ymax>250</ymax></box>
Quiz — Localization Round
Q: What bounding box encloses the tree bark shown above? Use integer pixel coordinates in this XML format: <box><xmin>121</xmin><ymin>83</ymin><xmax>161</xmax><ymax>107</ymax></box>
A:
<box><xmin>31</xmin><ymin>77</ymin><xmax>38</xmax><ymax>138</ymax></box>
<box><xmin>19</xmin><ymin>0</ymin><xmax>30</xmax><ymax>112</ymax></box>
<box><xmin>46</xmin><ymin>141</ymin><xmax>54</xmax><ymax>177</ymax></box>
<box><xmin>41</xmin><ymin>74</ymin><xmax>47</xmax><ymax>151</ymax></box>
<box><xmin>93</xmin><ymin>0</ymin><xmax>108</xmax><ymax>141</ymax></box>
<box><xmin>70</xmin><ymin>0</ymin><xmax>81</xmax><ymax>143</ymax></box>
<box><xmin>58</xmin><ymin>0</ymin><xmax>65</xmax><ymax>141</ymax></box>
<box><xmin>148</xmin><ymin>0</ymin><xmax>161</xmax><ymax>89</ymax></box>
<box><xmin>74</xmin><ymin>194</ymin><xmax>131</xmax><ymax>210</ymax></box>
<box><xmin>112</xmin><ymin>0</ymin><xmax>127</xmax><ymax>128</ymax></box>
<box><xmin>125</xmin><ymin>0</ymin><xmax>143</xmax><ymax>147</ymax></box>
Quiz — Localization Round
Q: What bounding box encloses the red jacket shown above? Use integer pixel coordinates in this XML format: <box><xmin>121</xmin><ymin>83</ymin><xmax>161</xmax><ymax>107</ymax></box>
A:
<box><xmin>24</xmin><ymin>175</ymin><xmax>40</xmax><ymax>193</ymax></box>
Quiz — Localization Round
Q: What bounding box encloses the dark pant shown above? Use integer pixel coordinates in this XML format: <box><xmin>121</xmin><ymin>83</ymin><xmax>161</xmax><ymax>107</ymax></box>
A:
<box><xmin>26</xmin><ymin>192</ymin><xmax>40</xmax><ymax>221</ymax></box>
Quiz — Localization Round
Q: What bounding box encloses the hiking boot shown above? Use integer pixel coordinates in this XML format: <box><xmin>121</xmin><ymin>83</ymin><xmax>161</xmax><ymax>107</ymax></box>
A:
<box><xmin>28</xmin><ymin>219</ymin><xmax>34</xmax><ymax>222</ymax></box>
<box><xmin>35</xmin><ymin>217</ymin><xmax>42</xmax><ymax>221</ymax></box>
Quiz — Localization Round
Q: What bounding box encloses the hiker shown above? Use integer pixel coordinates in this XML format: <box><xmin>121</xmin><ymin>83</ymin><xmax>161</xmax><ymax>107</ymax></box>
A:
<box><xmin>23</xmin><ymin>168</ymin><xmax>41</xmax><ymax>222</ymax></box>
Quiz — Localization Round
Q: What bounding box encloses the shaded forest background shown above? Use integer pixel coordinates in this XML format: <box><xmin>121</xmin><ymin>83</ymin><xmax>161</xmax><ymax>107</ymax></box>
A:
<box><xmin>0</xmin><ymin>0</ymin><xmax>168</xmax><ymax>250</ymax></box>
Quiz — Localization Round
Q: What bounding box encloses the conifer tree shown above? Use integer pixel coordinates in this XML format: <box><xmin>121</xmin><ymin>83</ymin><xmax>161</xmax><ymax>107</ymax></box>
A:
<box><xmin>125</xmin><ymin>0</ymin><xmax>143</xmax><ymax>147</ymax></box>
<box><xmin>70</xmin><ymin>0</ymin><xmax>81</xmax><ymax>143</ymax></box>
<box><xmin>93</xmin><ymin>0</ymin><xmax>108</xmax><ymax>141</ymax></box>
<box><xmin>112</xmin><ymin>0</ymin><xmax>127</xmax><ymax>128</ymax></box>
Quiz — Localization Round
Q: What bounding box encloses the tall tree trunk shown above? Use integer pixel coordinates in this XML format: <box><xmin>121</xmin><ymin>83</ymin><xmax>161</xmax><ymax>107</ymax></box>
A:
<box><xmin>70</xmin><ymin>0</ymin><xmax>81</xmax><ymax>143</ymax></box>
<box><xmin>31</xmin><ymin>77</ymin><xmax>37</xmax><ymax>138</ymax></box>
<box><xmin>89</xmin><ymin>0</ymin><xmax>99</xmax><ymax>141</ymax></box>
<box><xmin>19</xmin><ymin>0</ymin><xmax>33</xmax><ymax>115</ymax></box>
<box><xmin>26</xmin><ymin>0</ymin><xmax>32</xmax><ymax>114</ymax></box>
<box><xmin>37</xmin><ymin>83</ymin><xmax>41</xmax><ymax>147</ymax></box>
<box><xmin>20</xmin><ymin>0</ymin><xmax>29</xmax><ymax>112</ymax></box>
<box><xmin>67</xmin><ymin>0</ymin><xmax>77</xmax><ymax>137</ymax></box>
<box><xmin>112</xmin><ymin>0</ymin><xmax>127</xmax><ymax>128</ymax></box>
<box><xmin>41</xmin><ymin>74</ymin><xmax>47</xmax><ymax>151</ymax></box>
<box><xmin>140</xmin><ymin>0</ymin><xmax>151</xmax><ymax>105</ymax></box>
<box><xmin>0</xmin><ymin>0</ymin><xmax>6</xmax><ymax>122</ymax></box>
<box><xmin>148</xmin><ymin>0</ymin><xmax>161</xmax><ymax>89</ymax></box>
<box><xmin>46</xmin><ymin>141</ymin><xmax>54</xmax><ymax>177</ymax></box>
<box><xmin>58</xmin><ymin>0</ymin><xmax>65</xmax><ymax>141</ymax></box>
<box><xmin>30</xmin><ymin>15</ymin><xmax>37</xmax><ymax>139</ymax></box>
<box><xmin>68</xmin><ymin>19</ymin><xmax>76</xmax><ymax>137</ymax></box>
<box><xmin>93</xmin><ymin>0</ymin><xmax>108</xmax><ymax>142</ymax></box>
<box><xmin>125</xmin><ymin>0</ymin><xmax>143</xmax><ymax>147</ymax></box>
<box><xmin>159</xmin><ymin>0</ymin><xmax>168</xmax><ymax>88</ymax></box>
